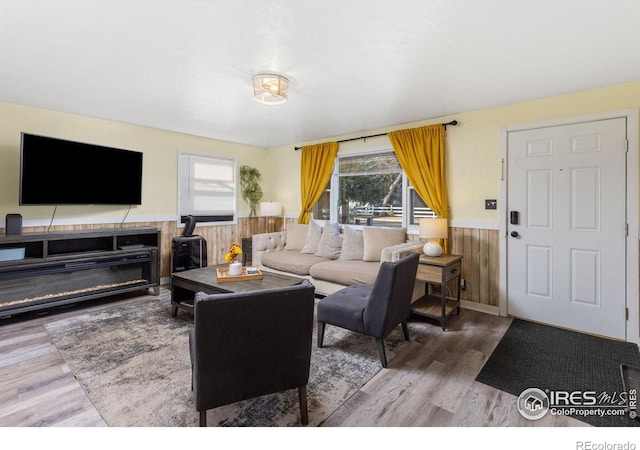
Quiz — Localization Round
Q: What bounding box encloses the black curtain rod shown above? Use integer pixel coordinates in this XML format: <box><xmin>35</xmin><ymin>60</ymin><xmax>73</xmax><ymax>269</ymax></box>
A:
<box><xmin>294</xmin><ymin>120</ymin><xmax>457</xmax><ymax>150</ymax></box>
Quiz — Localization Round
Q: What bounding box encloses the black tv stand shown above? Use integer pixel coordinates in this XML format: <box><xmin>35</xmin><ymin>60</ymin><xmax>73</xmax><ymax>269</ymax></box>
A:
<box><xmin>0</xmin><ymin>227</ymin><xmax>161</xmax><ymax>318</ymax></box>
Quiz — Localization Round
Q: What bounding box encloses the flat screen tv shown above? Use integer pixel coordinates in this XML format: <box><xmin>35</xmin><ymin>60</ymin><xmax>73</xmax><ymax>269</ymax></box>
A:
<box><xmin>19</xmin><ymin>133</ymin><xmax>143</xmax><ymax>205</ymax></box>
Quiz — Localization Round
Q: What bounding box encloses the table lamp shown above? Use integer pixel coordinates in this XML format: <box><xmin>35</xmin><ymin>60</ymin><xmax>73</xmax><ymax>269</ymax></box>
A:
<box><xmin>419</xmin><ymin>218</ymin><xmax>448</xmax><ymax>257</ymax></box>
<box><xmin>260</xmin><ymin>201</ymin><xmax>282</xmax><ymax>232</ymax></box>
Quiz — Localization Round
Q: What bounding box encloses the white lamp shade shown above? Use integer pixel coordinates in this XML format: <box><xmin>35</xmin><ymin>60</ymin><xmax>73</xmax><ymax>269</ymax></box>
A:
<box><xmin>419</xmin><ymin>218</ymin><xmax>448</xmax><ymax>239</ymax></box>
<box><xmin>260</xmin><ymin>201</ymin><xmax>282</xmax><ymax>216</ymax></box>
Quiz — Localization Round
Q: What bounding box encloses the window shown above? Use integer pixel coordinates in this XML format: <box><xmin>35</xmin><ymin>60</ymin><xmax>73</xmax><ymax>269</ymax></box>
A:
<box><xmin>178</xmin><ymin>152</ymin><xmax>236</xmax><ymax>223</ymax></box>
<box><xmin>337</xmin><ymin>151</ymin><xmax>404</xmax><ymax>227</ymax></box>
<box><xmin>312</xmin><ymin>181</ymin><xmax>331</xmax><ymax>221</ymax></box>
<box><xmin>312</xmin><ymin>148</ymin><xmax>435</xmax><ymax>228</ymax></box>
<box><xmin>408</xmin><ymin>186</ymin><xmax>437</xmax><ymax>224</ymax></box>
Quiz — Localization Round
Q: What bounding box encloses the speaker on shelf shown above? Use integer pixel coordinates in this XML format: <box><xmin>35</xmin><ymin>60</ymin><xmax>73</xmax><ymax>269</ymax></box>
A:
<box><xmin>5</xmin><ymin>214</ymin><xmax>22</xmax><ymax>235</ymax></box>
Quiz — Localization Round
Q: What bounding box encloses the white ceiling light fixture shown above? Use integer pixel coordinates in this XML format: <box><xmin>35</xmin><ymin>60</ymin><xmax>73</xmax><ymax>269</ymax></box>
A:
<box><xmin>253</xmin><ymin>73</ymin><xmax>289</xmax><ymax>105</ymax></box>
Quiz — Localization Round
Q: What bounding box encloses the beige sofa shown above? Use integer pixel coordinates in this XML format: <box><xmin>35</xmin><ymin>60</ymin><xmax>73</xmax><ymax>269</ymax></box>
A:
<box><xmin>252</xmin><ymin>222</ymin><xmax>422</xmax><ymax>296</ymax></box>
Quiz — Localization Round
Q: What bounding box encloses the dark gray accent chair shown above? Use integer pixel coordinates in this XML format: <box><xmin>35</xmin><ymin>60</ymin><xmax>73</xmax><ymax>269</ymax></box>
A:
<box><xmin>189</xmin><ymin>280</ymin><xmax>315</xmax><ymax>426</ymax></box>
<box><xmin>317</xmin><ymin>252</ymin><xmax>420</xmax><ymax>368</ymax></box>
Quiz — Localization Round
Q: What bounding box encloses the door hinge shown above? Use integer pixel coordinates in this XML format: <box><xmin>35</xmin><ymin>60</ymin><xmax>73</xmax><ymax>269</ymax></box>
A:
<box><xmin>626</xmin><ymin>307</ymin><xmax>629</xmax><ymax>320</ymax></box>
<box><xmin>626</xmin><ymin>223</ymin><xmax>629</xmax><ymax>236</ymax></box>
<box><xmin>626</xmin><ymin>139</ymin><xmax>629</xmax><ymax>152</ymax></box>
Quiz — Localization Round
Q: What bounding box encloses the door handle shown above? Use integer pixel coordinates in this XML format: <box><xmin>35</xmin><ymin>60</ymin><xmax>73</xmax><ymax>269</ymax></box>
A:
<box><xmin>510</xmin><ymin>231</ymin><xmax>520</xmax><ymax>238</ymax></box>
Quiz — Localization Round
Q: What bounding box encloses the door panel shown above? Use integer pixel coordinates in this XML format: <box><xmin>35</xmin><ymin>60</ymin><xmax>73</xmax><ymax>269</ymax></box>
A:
<box><xmin>507</xmin><ymin>118</ymin><xmax>626</xmax><ymax>339</ymax></box>
<box><xmin>571</xmin><ymin>249</ymin><xmax>599</xmax><ymax>306</ymax></box>
<box><xmin>572</xmin><ymin>167</ymin><xmax>599</xmax><ymax>231</ymax></box>
<box><xmin>526</xmin><ymin>245</ymin><xmax>551</xmax><ymax>298</ymax></box>
<box><xmin>527</xmin><ymin>169</ymin><xmax>552</xmax><ymax>228</ymax></box>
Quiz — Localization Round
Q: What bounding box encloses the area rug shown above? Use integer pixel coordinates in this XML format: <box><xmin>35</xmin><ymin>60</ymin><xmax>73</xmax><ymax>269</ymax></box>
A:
<box><xmin>475</xmin><ymin>319</ymin><xmax>640</xmax><ymax>427</ymax></box>
<box><xmin>44</xmin><ymin>296</ymin><xmax>408</xmax><ymax>427</ymax></box>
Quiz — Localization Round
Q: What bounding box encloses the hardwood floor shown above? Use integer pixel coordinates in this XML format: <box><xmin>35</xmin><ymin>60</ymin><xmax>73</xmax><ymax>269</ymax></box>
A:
<box><xmin>323</xmin><ymin>308</ymin><xmax>586</xmax><ymax>427</ymax></box>
<box><xmin>0</xmin><ymin>286</ymin><xmax>586</xmax><ymax>427</ymax></box>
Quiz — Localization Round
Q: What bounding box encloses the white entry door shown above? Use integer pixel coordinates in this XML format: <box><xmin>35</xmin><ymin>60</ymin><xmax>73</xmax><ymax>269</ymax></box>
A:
<box><xmin>507</xmin><ymin>118</ymin><xmax>627</xmax><ymax>339</ymax></box>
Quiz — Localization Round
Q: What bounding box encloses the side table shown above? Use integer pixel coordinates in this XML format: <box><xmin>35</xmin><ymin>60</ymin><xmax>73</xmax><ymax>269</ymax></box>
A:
<box><xmin>410</xmin><ymin>254</ymin><xmax>463</xmax><ymax>330</ymax></box>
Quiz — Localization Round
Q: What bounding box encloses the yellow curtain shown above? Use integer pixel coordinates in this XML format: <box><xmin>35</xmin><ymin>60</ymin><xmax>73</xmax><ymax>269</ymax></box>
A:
<box><xmin>388</xmin><ymin>124</ymin><xmax>449</xmax><ymax>252</ymax></box>
<box><xmin>297</xmin><ymin>142</ymin><xmax>339</xmax><ymax>224</ymax></box>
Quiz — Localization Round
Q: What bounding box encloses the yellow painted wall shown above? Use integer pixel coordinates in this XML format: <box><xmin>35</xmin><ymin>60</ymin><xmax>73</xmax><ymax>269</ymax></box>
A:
<box><xmin>1</xmin><ymin>81</ymin><xmax>638</xmax><ymax>225</ymax></box>
<box><xmin>266</xmin><ymin>81</ymin><xmax>640</xmax><ymax>223</ymax></box>
<box><xmin>0</xmin><ymin>102</ymin><xmax>268</xmax><ymax>221</ymax></box>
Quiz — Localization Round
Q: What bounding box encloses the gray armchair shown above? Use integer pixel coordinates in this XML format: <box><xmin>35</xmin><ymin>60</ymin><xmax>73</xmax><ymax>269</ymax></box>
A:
<box><xmin>317</xmin><ymin>252</ymin><xmax>420</xmax><ymax>368</ymax></box>
<box><xmin>189</xmin><ymin>280</ymin><xmax>315</xmax><ymax>426</ymax></box>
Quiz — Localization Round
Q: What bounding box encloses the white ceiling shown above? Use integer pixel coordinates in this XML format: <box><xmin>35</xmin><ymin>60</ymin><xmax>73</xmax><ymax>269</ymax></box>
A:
<box><xmin>1</xmin><ymin>0</ymin><xmax>639</xmax><ymax>148</ymax></box>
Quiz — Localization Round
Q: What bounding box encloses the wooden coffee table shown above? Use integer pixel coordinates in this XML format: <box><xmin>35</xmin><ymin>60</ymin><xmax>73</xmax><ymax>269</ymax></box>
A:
<box><xmin>170</xmin><ymin>265</ymin><xmax>304</xmax><ymax>317</ymax></box>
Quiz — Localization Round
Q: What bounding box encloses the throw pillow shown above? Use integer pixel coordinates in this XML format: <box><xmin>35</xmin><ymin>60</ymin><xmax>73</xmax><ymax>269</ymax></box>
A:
<box><xmin>323</xmin><ymin>221</ymin><xmax>341</xmax><ymax>236</ymax></box>
<box><xmin>300</xmin><ymin>220</ymin><xmax>322</xmax><ymax>254</ymax></box>
<box><xmin>315</xmin><ymin>223</ymin><xmax>343</xmax><ymax>259</ymax></box>
<box><xmin>340</xmin><ymin>225</ymin><xmax>364</xmax><ymax>260</ymax></box>
<box><xmin>362</xmin><ymin>227</ymin><xmax>407</xmax><ymax>262</ymax></box>
<box><xmin>284</xmin><ymin>223</ymin><xmax>309</xmax><ymax>251</ymax></box>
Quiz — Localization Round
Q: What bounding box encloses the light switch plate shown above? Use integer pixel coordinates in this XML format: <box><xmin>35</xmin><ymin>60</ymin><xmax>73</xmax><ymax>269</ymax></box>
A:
<box><xmin>485</xmin><ymin>199</ymin><xmax>497</xmax><ymax>210</ymax></box>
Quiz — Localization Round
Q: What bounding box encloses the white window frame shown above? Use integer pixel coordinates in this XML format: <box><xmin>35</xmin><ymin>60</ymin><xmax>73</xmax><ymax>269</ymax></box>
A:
<box><xmin>177</xmin><ymin>151</ymin><xmax>238</xmax><ymax>226</ymax></box>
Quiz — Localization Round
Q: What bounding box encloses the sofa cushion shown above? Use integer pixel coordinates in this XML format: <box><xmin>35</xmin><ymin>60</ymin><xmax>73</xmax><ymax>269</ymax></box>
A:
<box><xmin>362</xmin><ymin>227</ymin><xmax>406</xmax><ymax>262</ymax></box>
<box><xmin>310</xmin><ymin>259</ymin><xmax>380</xmax><ymax>286</ymax></box>
<box><xmin>284</xmin><ymin>223</ymin><xmax>309</xmax><ymax>251</ymax></box>
<box><xmin>339</xmin><ymin>225</ymin><xmax>364</xmax><ymax>260</ymax></box>
<box><xmin>300</xmin><ymin>220</ymin><xmax>322</xmax><ymax>254</ymax></box>
<box><xmin>261</xmin><ymin>249</ymin><xmax>330</xmax><ymax>275</ymax></box>
<box><xmin>315</xmin><ymin>222</ymin><xmax>342</xmax><ymax>259</ymax></box>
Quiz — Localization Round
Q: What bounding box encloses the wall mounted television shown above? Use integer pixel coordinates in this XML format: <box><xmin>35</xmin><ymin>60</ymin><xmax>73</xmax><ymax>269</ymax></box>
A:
<box><xmin>19</xmin><ymin>133</ymin><xmax>143</xmax><ymax>205</ymax></box>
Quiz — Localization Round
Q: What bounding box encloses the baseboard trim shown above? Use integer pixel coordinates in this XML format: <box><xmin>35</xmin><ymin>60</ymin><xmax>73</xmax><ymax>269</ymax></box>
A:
<box><xmin>461</xmin><ymin>300</ymin><xmax>500</xmax><ymax>316</ymax></box>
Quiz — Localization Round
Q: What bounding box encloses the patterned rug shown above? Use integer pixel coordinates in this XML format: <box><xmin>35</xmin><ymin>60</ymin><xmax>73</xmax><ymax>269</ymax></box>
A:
<box><xmin>44</xmin><ymin>296</ymin><xmax>408</xmax><ymax>427</ymax></box>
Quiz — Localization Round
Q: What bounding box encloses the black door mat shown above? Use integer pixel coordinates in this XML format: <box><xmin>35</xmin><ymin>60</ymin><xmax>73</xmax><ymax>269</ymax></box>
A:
<box><xmin>476</xmin><ymin>319</ymin><xmax>640</xmax><ymax>427</ymax></box>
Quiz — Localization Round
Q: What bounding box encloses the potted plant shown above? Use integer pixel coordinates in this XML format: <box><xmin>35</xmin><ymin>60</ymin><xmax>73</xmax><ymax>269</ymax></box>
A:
<box><xmin>239</xmin><ymin>165</ymin><xmax>263</xmax><ymax>217</ymax></box>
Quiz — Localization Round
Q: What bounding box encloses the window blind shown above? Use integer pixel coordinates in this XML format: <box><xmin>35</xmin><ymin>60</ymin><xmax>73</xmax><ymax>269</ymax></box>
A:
<box><xmin>178</xmin><ymin>152</ymin><xmax>236</xmax><ymax>222</ymax></box>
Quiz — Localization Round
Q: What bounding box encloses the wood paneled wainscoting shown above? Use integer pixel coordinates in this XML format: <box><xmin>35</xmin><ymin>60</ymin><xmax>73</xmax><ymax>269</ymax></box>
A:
<box><xmin>3</xmin><ymin>219</ymin><xmax>499</xmax><ymax>313</ymax></box>
<box><xmin>450</xmin><ymin>227</ymin><xmax>500</xmax><ymax>313</ymax></box>
<box><xmin>406</xmin><ymin>226</ymin><xmax>500</xmax><ymax>314</ymax></box>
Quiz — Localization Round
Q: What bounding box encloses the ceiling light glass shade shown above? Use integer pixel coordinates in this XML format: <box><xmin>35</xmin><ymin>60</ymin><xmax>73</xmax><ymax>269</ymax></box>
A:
<box><xmin>253</xmin><ymin>74</ymin><xmax>289</xmax><ymax>105</ymax></box>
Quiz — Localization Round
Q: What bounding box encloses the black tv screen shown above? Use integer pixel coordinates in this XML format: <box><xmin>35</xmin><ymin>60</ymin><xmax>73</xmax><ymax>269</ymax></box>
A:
<box><xmin>19</xmin><ymin>133</ymin><xmax>143</xmax><ymax>205</ymax></box>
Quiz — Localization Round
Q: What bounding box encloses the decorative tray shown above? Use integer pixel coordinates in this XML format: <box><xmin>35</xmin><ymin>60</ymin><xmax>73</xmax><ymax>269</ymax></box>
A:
<box><xmin>216</xmin><ymin>266</ymin><xmax>263</xmax><ymax>282</ymax></box>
